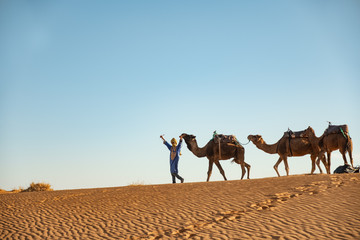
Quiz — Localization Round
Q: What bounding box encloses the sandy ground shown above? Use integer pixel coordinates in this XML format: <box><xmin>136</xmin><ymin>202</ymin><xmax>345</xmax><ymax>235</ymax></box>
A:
<box><xmin>1</xmin><ymin>174</ymin><xmax>360</xmax><ymax>240</ymax></box>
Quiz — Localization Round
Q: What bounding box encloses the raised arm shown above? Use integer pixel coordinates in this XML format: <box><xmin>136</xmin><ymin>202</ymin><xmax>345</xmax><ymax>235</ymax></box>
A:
<box><xmin>161</xmin><ymin>135</ymin><xmax>172</xmax><ymax>150</ymax></box>
<box><xmin>178</xmin><ymin>135</ymin><xmax>183</xmax><ymax>149</ymax></box>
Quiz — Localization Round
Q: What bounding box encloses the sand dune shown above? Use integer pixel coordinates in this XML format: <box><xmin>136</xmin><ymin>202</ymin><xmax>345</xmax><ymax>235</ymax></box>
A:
<box><xmin>1</xmin><ymin>174</ymin><xmax>359</xmax><ymax>239</ymax></box>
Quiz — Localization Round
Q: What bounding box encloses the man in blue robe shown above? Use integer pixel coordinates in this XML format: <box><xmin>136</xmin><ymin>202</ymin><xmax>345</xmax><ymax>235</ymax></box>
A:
<box><xmin>160</xmin><ymin>135</ymin><xmax>184</xmax><ymax>183</ymax></box>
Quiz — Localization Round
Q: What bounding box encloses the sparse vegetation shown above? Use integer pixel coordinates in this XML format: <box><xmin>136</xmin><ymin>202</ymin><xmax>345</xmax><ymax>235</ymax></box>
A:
<box><xmin>128</xmin><ymin>181</ymin><xmax>145</xmax><ymax>186</ymax></box>
<box><xmin>23</xmin><ymin>182</ymin><xmax>53</xmax><ymax>192</ymax></box>
<box><xmin>0</xmin><ymin>187</ymin><xmax>24</xmax><ymax>194</ymax></box>
<box><xmin>11</xmin><ymin>187</ymin><xmax>24</xmax><ymax>193</ymax></box>
<box><xmin>1</xmin><ymin>183</ymin><xmax>53</xmax><ymax>193</ymax></box>
<box><xmin>0</xmin><ymin>189</ymin><xmax>8</xmax><ymax>194</ymax></box>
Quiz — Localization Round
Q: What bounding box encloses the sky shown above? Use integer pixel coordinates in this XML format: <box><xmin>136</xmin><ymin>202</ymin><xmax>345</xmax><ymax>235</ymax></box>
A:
<box><xmin>1</xmin><ymin>1</ymin><xmax>359</xmax><ymax>191</ymax></box>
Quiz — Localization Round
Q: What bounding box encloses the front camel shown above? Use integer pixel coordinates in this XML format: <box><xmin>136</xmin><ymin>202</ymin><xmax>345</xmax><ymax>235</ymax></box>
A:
<box><xmin>181</xmin><ymin>133</ymin><xmax>250</xmax><ymax>181</ymax></box>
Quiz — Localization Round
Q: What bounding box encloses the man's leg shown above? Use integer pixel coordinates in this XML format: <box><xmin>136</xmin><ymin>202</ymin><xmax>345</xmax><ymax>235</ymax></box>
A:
<box><xmin>174</xmin><ymin>173</ymin><xmax>184</xmax><ymax>183</ymax></box>
<box><xmin>171</xmin><ymin>173</ymin><xmax>176</xmax><ymax>183</ymax></box>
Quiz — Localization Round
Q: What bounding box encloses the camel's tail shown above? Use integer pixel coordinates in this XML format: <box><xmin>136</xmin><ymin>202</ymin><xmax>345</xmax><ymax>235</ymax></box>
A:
<box><xmin>345</xmin><ymin>132</ymin><xmax>352</xmax><ymax>152</ymax></box>
<box><xmin>344</xmin><ymin>132</ymin><xmax>353</xmax><ymax>155</ymax></box>
<box><xmin>344</xmin><ymin>132</ymin><xmax>354</xmax><ymax>167</ymax></box>
<box><xmin>232</xmin><ymin>145</ymin><xmax>245</xmax><ymax>164</ymax></box>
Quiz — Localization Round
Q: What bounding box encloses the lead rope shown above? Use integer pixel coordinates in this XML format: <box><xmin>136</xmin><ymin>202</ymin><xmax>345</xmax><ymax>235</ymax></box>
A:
<box><xmin>234</xmin><ymin>136</ymin><xmax>250</xmax><ymax>146</ymax></box>
<box><xmin>237</xmin><ymin>139</ymin><xmax>250</xmax><ymax>146</ymax></box>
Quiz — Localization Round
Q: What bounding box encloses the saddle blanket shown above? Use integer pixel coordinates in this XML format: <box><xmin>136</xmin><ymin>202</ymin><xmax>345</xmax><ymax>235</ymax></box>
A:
<box><xmin>283</xmin><ymin>129</ymin><xmax>306</xmax><ymax>139</ymax></box>
<box><xmin>324</xmin><ymin>124</ymin><xmax>349</xmax><ymax>135</ymax></box>
<box><xmin>213</xmin><ymin>134</ymin><xmax>238</xmax><ymax>144</ymax></box>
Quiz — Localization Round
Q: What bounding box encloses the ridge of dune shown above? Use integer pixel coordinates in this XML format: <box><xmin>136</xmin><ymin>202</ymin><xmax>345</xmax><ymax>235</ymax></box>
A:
<box><xmin>1</xmin><ymin>174</ymin><xmax>359</xmax><ymax>239</ymax></box>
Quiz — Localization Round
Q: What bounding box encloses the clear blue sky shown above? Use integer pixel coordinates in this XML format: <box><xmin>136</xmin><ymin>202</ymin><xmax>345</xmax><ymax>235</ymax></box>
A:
<box><xmin>1</xmin><ymin>1</ymin><xmax>359</xmax><ymax>190</ymax></box>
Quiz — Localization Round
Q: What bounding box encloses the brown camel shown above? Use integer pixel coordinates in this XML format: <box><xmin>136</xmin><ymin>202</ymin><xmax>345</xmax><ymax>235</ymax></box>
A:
<box><xmin>303</xmin><ymin>125</ymin><xmax>353</xmax><ymax>172</ymax></box>
<box><xmin>180</xmin><ymin>133</ymin><xmax>250</xmax><ymax>181</ymax></box>
<box><xmin>247</xmin><ymin>131</ymin><xmax>326</xmax><ymax>177</ymax></box>
<box><xmin>302</xmin><ymin>127</ymin><xmax>330</xmax><ymax>173</ymax></box>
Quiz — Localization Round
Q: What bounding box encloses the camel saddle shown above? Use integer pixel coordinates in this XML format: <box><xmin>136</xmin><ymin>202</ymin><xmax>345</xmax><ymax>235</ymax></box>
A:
<box><xmin>213</xmin><ymin>134</ymin><xmax>239</xmax><ymax>144</ymax></box>
<box><xmin>283</xmin><ymin>129</ymin><xmax>306</xmax><ymax>139</ymax></box>
<box><xmin>283</xmin><ymin>129</ymin><xmax>307</xmax><ymax>157</ymax></box>
<box><xmin>324</xmin><ymin>124</ymin><xmax>349</xmax><ymax>135</ymax></box>
<box><xmin>333</xmin><ymin>164</ymin><xmax>359</xmax><ymax>174</ymax></box>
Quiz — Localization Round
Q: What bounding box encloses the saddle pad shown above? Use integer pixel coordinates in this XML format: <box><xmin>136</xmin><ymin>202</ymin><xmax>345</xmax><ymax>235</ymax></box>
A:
<box><xmin>283</xmin><ymin>130</ymin><xmax>306</xmax><ymax>139</ymax></box>
<box><xmin>324</xmin><ymin>124</ymin><xmax>349</xmax><ymax>135</ymax></box>
<box><xmin>213</xmin><ymin>134</ymin><xmax>238</xmax><ymax>144</ymax></box>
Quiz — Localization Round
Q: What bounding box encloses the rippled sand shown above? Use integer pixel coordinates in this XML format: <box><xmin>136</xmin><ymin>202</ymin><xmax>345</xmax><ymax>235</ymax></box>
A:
<box><xmin>1</xmin><ymin>174</ymin><xmax>359</xmax><ymax>239</ymax></box>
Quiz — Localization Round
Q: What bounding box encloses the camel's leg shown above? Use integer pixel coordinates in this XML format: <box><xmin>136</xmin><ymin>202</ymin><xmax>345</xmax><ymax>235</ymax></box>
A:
<box><xmin>234</xmin><ymin>157</ymin><xmax>249</xmax><ymax>180</ymax></box>
<box><xmin>283</xmin><ymin>157</ymin><xmax>290</xmax><ymax>176</ymax></box>
<box><xmin>316</xmin><ymin>152</ymin><xmax>327</xmax><ymax>174</ymax></box>
<box><xmin>214</xmin><ymin>161</ymin><xmax>227</xmax><ymax>181</ymax></box>
<box><xmin>310</xmin><ymin>154</ymin><xmax>317</xmax><ymax>174</ymax></box>
<box><xmin>245</xmin><ymin>162</ymin><xmax>251</xmax><ymax>179</ymax></box>
<box><xmin>327</xmin><ymin>152</ymin><xmax>332</xmax><ymax>173</ymax></box>
<box><xmin>348</xmin><ymin>141</ymin><xmax>354</xmax><ymax>167</ymax></box>
<box><xmin>315</xmin><ymin>157</ymin><xmax>323</xmax><ymax>174</ymax></box>
<box><xmin>321</xmin><ymin>153</ymin><xmax>328</xmax><ymax>174</ymax></box>
<box><xmin>239</xmin><ymin>162</ymin><xmax>246</xmax><ymax>180</ymax></box>
<box><xmin>207</xmin><ymin>160</ymin><xmax>214</xmax><ymax>182</ymax></box>
<box><xmin>340</xmin><ymin>148</ymin><xmax>349</xmax><ymax>166</ymax></box>
<box><xmin>273</xmin><ymin>157</ymin><xmax>283</xmax><ymax>177</ymax></box>
<box><xmin>318</xmin><ymin>150</ymin><xmax>329</xmax><ymax>174</ymax></box>
<box><xmin>235</xmin><ymin>148</ymin><xmax>247</xmax><ymax>179</ymax></box>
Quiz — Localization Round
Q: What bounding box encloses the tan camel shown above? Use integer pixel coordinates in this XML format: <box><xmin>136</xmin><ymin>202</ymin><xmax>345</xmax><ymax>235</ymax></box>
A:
<box><xmin>304</xmin><ymin>125</ymin><xmax>353</xmax><ymax>172</ymax></box>
<box><xmin>247</xmin><ymin>131</ymin><xmax>326</xmax><ymax>177</ymax></box>
<box><xmin>180</xmin><ymin>133</ymin><xmax>251</xmax><ymax>181</ymax></box>
<box><xmin>302</xmin><ymin>127</ymin><xmax>330</xmax><ymax>173</ymax></box>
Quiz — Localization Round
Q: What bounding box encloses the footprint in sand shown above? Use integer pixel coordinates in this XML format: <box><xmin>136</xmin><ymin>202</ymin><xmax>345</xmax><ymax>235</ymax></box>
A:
<box><xmin>144</xmin><ymin>177</ymin><xmax>351</xmax><ymax>240</ymax></box>
<box><xmin>248</xmin><ymin>179</ymin><xmax>337</xmax><ymax>214</ymax></box>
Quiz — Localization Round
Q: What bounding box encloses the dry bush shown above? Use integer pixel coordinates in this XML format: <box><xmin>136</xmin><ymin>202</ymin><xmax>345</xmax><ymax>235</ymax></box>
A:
<box><xmin>23</xmin><ymin>182</ymin><xmax>53</xmax><ymax>192</ymax></box>
<box><xmin>0</xmin><ymin>189</ymin><xmax>8</xmax><ymax>194</ymax></box>
<box><xmin>11</xmin><ymin>187</ymin><xmax>24</xmax><ymax>193</ymax></box>
<box><xmin>128</xmin><ymin>181</ymin><xmax>145</xmax><ymax>186</ymax></box>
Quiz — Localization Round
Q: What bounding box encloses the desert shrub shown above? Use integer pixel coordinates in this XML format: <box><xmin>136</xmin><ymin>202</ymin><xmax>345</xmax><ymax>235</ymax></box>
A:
<box><xmin>11</xmin><ymin>187</ymin><xmax>24</xmax><ymax>193</ymax></box>
<box><xmin>128</xmin><ymin>181</ymin><xmax>145</xmax><ymax>186</ymax></box>
<box><xmin>0</xmin><ymin>189</ymin><xmax>8</xmax><ymax>194</ymax></box>
<box><xmin>23</xmin><ymin>182</ymin><xmax>53</xmax><ymax>192</ymax></box>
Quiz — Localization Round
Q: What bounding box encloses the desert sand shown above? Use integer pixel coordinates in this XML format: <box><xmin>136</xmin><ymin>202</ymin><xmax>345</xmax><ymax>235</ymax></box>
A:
<box><xmin>1</xmin><ymin>173</ymin><xmax>360</xmax><ymax>239</ymax></box>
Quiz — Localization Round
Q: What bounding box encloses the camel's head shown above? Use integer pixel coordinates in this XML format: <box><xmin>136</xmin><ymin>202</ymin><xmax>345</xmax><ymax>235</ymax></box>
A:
<box><xmin>247</xmin><ymin>134</ymin><xmax>263</xmax><ymax>144</ymax></box>
<box><xmin>180</xmin><ymin>133</ymin><xmax>196</xmax><ymax>142</ymax></box>
<box><xmin>180</xmin><ymin>133</ymin><xmax>196</xmax><ymax>151</ymax></box>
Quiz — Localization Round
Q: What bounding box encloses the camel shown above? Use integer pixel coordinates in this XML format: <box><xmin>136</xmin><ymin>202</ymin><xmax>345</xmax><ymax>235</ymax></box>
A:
<box><xmin>301</xmin><ymin>127</ymin><xmax>330</xmax><ymax>173</ymax></box>
<box><xmin>303</xmin><ymin>125</ymin><xmax>353</xmax><ymax>173</ymax></box>
<box><xmin>247</xmin><ymin>131</ymin><xmax>326</xmax><ymax>177</ymax></box>
<box><xmin>180</xmin><ymin>133</ymin><xmax>251</xmax><ymax>181</ymax></box>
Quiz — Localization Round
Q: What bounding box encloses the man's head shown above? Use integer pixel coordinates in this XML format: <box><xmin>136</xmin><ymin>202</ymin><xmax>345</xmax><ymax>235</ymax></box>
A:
<box><xmin>171</xmin><ymin>138</ymin><xmax>177</xmax><ymax>147</ymax></box>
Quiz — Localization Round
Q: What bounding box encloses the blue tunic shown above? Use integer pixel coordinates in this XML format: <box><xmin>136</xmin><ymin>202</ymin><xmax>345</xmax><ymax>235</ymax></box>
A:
<box><xmin>164</xmin><ymin>140</ymin><xmax>182</xmax><ymax>174</ymax></box>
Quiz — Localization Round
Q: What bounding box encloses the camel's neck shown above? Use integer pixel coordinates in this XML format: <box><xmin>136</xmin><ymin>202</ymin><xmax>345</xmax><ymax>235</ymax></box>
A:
<box><xmin>254</xmin><ymin>140</ymin><xmax>278</xmax><ymax>154</ymax></box>
<box><xmin>308</xmin><ymin>133</ymin><xmax>321</xmax><ymax>143</ymax></box>
<box><xmin>308</xmin><ymin>132</ymin><xmax>322</xmax><ymax>147</ymax></box>
<box><xmin>185</xmin><ymin>139</ymin><xmax>207</xmax><ymax>158</ymax></box>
